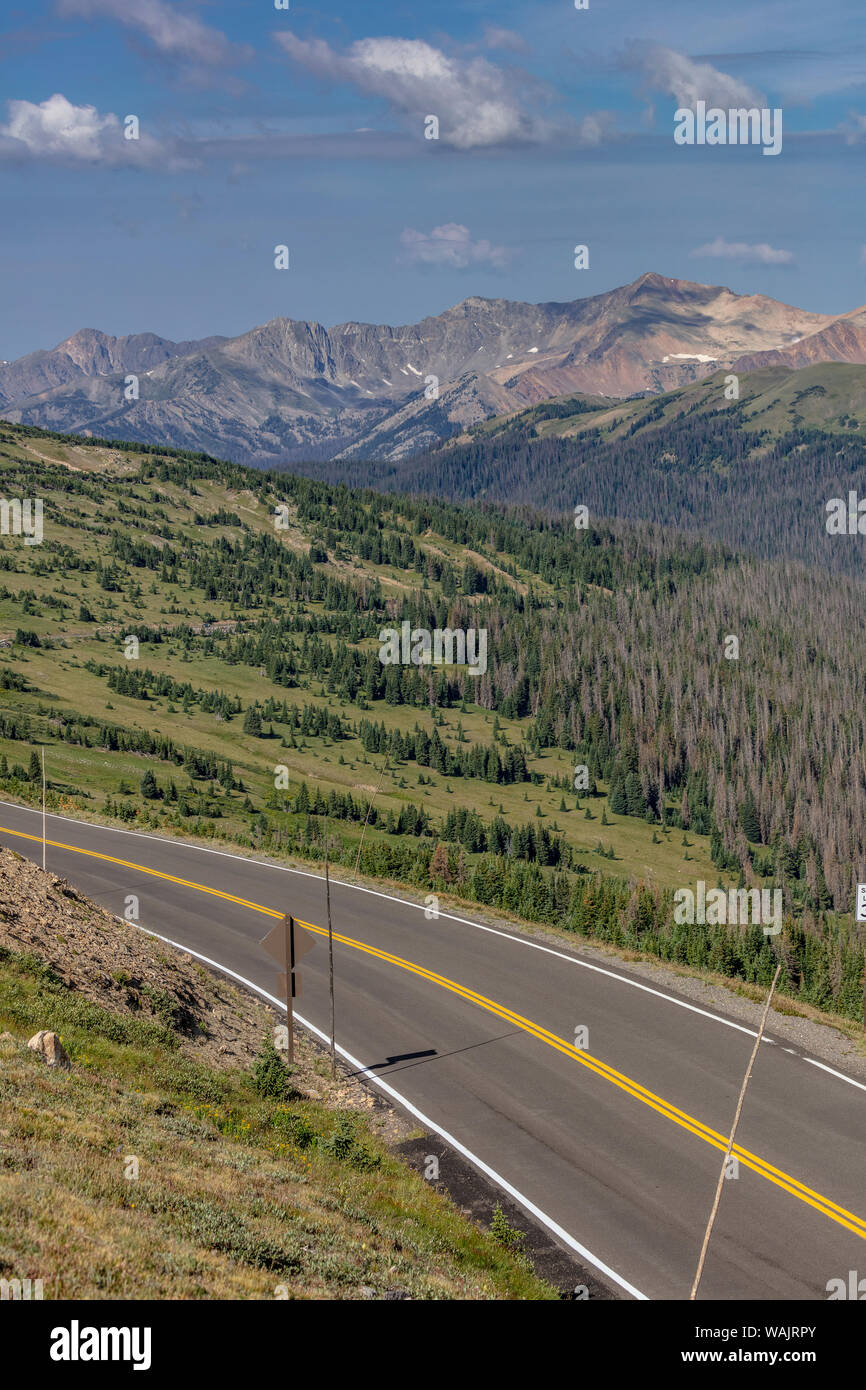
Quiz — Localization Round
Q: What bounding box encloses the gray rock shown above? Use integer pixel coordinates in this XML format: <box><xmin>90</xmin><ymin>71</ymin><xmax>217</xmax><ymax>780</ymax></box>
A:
<box><xmin>27</xmin><ymin>1030</ymin><xmax>71</xmax><ymax>1069</ymax></box>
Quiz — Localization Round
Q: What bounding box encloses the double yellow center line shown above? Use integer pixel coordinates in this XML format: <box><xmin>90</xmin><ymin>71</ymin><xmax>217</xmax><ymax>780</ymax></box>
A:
<box><xmin>4</xmin><ymin>821</ymin><xmax>866</xmax><ymax>1243</ymax></box>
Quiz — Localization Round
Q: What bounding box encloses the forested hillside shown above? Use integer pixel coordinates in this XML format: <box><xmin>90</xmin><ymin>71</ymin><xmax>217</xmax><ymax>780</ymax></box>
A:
<box><xmin>309</xmin><ymin>368</ymin><xmax>866</xmax><ymax>573</ymax></box>
<box><xmin>0</xmin><ymin>422</ymin><xmax>862</xmax><ymax>1022</ymax></box>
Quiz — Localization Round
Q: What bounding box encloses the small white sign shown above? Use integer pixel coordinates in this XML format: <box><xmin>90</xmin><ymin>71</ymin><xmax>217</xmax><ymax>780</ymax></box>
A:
<box><xmin>856</xmin><ymin>884</ymin><xmax>866</xmax><ymax>923</ymax></box>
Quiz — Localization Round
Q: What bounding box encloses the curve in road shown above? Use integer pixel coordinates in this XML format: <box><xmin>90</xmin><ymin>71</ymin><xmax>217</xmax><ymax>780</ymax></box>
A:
<box><xmin>1</xmin><ymin>801</ymin><xmax>864</xmax><ymax>1301</ymax></box>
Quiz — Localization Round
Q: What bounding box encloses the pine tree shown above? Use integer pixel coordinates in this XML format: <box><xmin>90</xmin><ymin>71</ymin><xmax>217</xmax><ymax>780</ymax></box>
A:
<box><xmin>140</xmin><ymin>769</ymin><xmax>159</xmax><ymax>799</ymax></box>
<box><xmin>739</xmin><ymin>790</ymin><xmax>761</xmax><ymax>843</ymax></box>
<box><xmin>610</xmin><ymin>779</ymin><xmax>627</xmax><ymax>815</ymax></box>
<box><xmin>243</xmin><ymin>705</ymin><xmax>263</xmax><ymax>736</ymax></box>
<box><xmin>430</xmin><ymin>842</ymin><xmax>451</xmax><ymax>882</ymax></box>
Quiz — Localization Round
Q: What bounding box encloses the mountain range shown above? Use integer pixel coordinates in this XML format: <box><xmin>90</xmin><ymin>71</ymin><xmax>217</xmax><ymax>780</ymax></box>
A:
<box><xmin>4</xmin><ymin>272</ymin><xmax>866</xmax><ymax>466</ymax></box>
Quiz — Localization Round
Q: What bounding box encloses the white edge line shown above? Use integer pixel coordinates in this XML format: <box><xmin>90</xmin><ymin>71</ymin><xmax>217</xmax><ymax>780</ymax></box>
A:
<box><xmin>0</xmin><ymin>801</ymin><xmax>776</xmax><ymax>1042</ymax></box>
<box><xmin>5</xmin><ymin>801</ymin><xmax>864</xmax><ymax>1093</ymax></box>
<box><xmin>803</xmin><ymin>1057</ymin><xmax>866</xmax><ymax>1095</ymax></box>
<box><xmin>120</xmin><ymin>913</ymin><xmax>648</xmax><ymax>1301</ymax></box>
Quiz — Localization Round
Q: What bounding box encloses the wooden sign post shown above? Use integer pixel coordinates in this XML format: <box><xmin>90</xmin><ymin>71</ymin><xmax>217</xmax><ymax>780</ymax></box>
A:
<box><xmin>260</xmin><ymin>915</ymin><xmax>316</xmax><ymax>1063</ymax></box>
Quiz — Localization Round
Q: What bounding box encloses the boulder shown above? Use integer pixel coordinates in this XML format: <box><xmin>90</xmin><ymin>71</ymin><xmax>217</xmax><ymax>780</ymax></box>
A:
<box><xmin>27</xmin><ymin>1030</ymin><xmax>70</xmax><ymax>1069</ymax></box>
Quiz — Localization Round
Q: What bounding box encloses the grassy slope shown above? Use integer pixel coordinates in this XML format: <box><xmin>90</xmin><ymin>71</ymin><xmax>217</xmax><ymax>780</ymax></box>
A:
<box><xmin>0</xmin><ymin>423</ymin><xmax>722</xmax><ymax>893</ymax></box>
<box><xmin>448</xmin><ymin>362</ymin><xmax>866</xmax><ymax>451</ymax></box>
<box><xmin>0</xmin><ymin>851</ymin><xmax>551</xmax><ymax>1300</ymax></box>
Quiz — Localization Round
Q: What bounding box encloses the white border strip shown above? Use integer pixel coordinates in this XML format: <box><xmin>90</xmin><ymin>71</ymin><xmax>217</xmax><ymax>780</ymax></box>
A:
<box><xmin>804</xmin><ymin>1057</ymin><xmax>866</xmax><ymax>1095</ymax></box>
<box><xmin>5</xmin><ymin>802</ymin><xmax>865</xmax><ymax>1094</ymax></box>
<box><xmin>0</xmin><ymin>800</ymin><xmax>791</xmax><ymax>1048</ymax></box>
<box><xmin>124</xmin><ymin>915</ymin><xmax>648</xmax><ymax>1301</ymax></box>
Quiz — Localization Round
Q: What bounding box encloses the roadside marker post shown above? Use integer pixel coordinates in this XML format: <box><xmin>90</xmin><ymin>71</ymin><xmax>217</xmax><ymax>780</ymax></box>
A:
<box><xmin>857</xmin><ymin>885</ymin><xmax>866</xmax><ymax>1029</ymax></box>
<box><xmin>260</xmin><ymin>914</ymin><xmax>316</xmax><ymax>1063</ymax></box>
<box><xmin>325</xmin><ymin>815</ymin><xmax>336</xmax><ymax>1080</ymax></box>
<box><xmin>41</xmin><ymin>748</ymin><xmax>46</xmax><ymax>872</ymax></box>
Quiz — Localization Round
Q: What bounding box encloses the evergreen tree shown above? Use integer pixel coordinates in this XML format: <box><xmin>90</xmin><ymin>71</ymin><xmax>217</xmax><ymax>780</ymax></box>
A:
<box><xmin>140</xmin><ymin>769</ymin><xmax>159</xmax><ymax>799</ymax></box>
<box><xmin>243</xmin><ymin>705</ymin><xmax>263</xmax><ymax>736</ymax></box>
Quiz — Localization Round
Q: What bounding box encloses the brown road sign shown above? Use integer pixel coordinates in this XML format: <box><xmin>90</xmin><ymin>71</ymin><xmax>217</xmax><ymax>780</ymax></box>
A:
<box><xmin>260</xmin><ymin>915</ymin><xmax>316</xmax><ymax>968</ymax></box>
<box><xmin>260</xmin><ymin>916</ymin><xmax>316</xmax><ymax>1064</ymax></box>
<box><xmin>291</xmin><ymin>919</ymin><xmax>317</xmax><ymax>964</ymax></box>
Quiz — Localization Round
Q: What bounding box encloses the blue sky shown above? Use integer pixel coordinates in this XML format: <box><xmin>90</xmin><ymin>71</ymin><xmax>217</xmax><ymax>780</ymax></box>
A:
<box><xmin>1</xmin><ymin>0</ymin><xmax>865</xmax><ymax>356</ymax></box>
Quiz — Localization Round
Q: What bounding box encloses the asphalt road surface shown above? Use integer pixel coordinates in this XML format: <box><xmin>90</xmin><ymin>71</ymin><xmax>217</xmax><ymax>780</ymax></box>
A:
<box><xmin>2</xmin><ymin>799</ymin><xmax>864</xmax><ymax>1301</ymax></box>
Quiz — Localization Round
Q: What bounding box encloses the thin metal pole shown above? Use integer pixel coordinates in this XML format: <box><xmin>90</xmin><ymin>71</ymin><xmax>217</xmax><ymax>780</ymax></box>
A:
<box><xmin>354</xmin><ymin>755</ymin><xmax>388</xmax><ymax>880</ymax></box>
<box><xmin>285</xmin><ymin>914</ymin><xmax>295</xmax><ymax>1064</ymax></box>
<box><xmin>41</xmin><ymin>747</ymin><xmax>46</xmax><ymax>872</ymax></box>
<box><xmin>690</xmin><ymin>960</ymin><xmax>782</xmax><ymax>1300</ymax></box>
<box><xmin>325</xmin><ymin>814</ymin><xmax>335</xmax><ymax>1079</ymax></box>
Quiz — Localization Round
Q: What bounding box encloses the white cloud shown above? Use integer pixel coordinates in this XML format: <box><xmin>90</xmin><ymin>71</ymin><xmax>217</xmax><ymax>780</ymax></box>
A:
<box><xmin>691</xmin><ymin>237</ymin><xmax>794</xmax><ymax>266</ymax></box>
<box><xmin>3</xmin><ymin>93</ymin><xmax>115</xmax><ymax>160</ymax></box>
<box><xmin>482</xmin><ymin>27</ymin><xmax>531</xmax><ymax>56</ymax></box>
<box><xmin>624</xmin><ymin>43</ymin><xmax>764</xmax><ymax>111</ymax></box>
<box><xmin>57</xmin><ymin>0</ymin><xmax>249</xmax><ymax>67</ymax></box>
<box><xmin>578</xmin><ymin>112</ymin><xmax>617</xmax><ymax>146</ymax></box>
<box><xmin>275</xmin><ymin>32</ymin><xmax>552</xmax><ymax>149</ymax></box>
<box><xmin>0</xmin><ymin>93</ymin><xmax>174</xmax><ymax>166</ymax></box>
<box><xmin>400</xmin><ymin>224</ymin><xmax>514</xmax><ymax>269</ymax></box>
